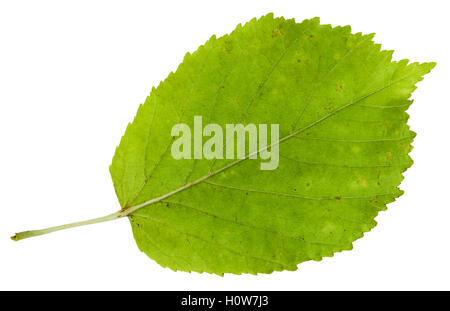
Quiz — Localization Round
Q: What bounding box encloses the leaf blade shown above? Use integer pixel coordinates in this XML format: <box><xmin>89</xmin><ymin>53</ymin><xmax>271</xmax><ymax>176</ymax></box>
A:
<box><xmin>110</xmin><ymin>14</ymin><xmax>435</xmax><ymax>274</ymax></box>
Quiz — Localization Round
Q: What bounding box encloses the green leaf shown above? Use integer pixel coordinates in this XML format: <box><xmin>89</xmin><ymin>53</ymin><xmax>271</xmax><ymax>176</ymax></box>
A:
<box><xmin>11</xmin><ymin>14</ymin><xmax>434</xmax><ymax>275</ymax></box>
<box><xmin>109</xmin><ymin>14</ymin><xmax>435</xmax><ymax>274</ymax></box>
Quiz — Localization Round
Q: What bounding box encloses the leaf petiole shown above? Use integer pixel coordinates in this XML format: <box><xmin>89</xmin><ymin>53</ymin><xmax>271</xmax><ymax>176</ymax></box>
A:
<box><xmin>11</xmin><ymin>211</ymin><xmax>124</xmax><ymax>241</ymax></box>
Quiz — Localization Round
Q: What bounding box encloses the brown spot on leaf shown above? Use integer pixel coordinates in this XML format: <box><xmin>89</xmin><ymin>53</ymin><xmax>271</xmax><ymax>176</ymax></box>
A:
<box><xmin>272</xmin><ymin>28</ymin><xmax>283</xmax><ymax>38</ymax></box>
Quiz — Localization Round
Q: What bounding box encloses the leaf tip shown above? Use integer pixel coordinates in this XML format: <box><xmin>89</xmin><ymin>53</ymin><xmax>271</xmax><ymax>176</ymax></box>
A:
<box><xmin>427</xmin><ymin>61</ymin><xmax>437</xmax><ymax>71</ymax></box>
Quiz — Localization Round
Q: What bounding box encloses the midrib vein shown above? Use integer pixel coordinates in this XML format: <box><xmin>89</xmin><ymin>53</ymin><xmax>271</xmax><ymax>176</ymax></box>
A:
<box><xmin>10</xmin><ymin>68</ymin><xmax>425</xmax><ymax>242</ymax></box>
<box><xmin>122</xmin><ymin>68</ymin><xmax>426</xmax><ymax>217</ymax></box>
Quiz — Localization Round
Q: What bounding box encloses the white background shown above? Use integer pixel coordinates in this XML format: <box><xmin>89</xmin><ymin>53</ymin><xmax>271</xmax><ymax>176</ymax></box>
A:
<box><xmin>0</xmin><ymin>0</ymin><xmax>448</xmax><ymax>290</ymax></box>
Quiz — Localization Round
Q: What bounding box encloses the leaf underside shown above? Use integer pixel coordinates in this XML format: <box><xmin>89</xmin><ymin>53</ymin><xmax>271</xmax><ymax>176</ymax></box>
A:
<box><xmin>110</xmin><ymin>14</ymin><xmax>435</xmax><ymax>275</ymax></box>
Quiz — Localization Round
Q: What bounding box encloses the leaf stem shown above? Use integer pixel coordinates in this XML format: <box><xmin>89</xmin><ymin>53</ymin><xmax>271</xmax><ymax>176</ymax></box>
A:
<box><xmin>11</xmin><ymin>211</ymin><xmax>123</xmax><ymax>241</ymax></box>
